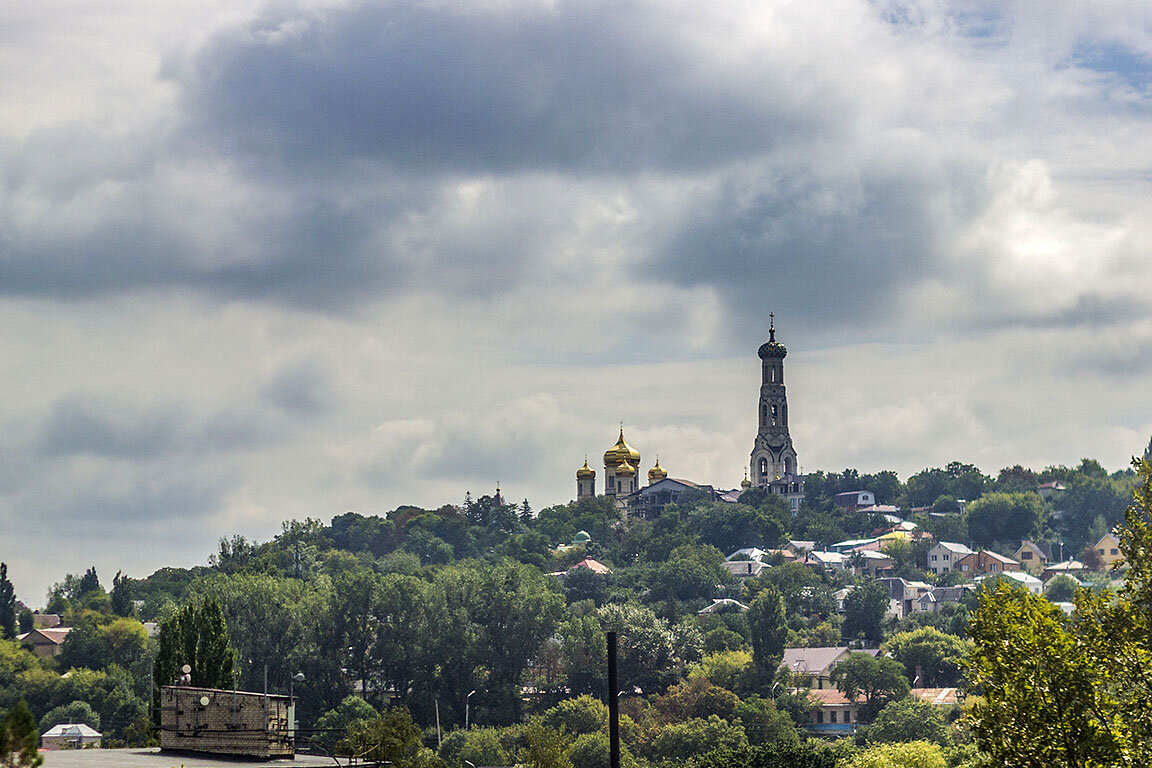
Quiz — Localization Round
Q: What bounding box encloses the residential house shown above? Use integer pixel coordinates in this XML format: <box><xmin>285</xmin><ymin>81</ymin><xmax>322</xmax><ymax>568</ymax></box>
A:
<box><xmin>834</xmin><ymin>491</ymin><xmax>875</xmax><ymax>510</ymax></box>
<box><xmin>1013</xmin><ymin>540</ymin><xmax>1052</xmax><ymax>575</ymax></box>
<box><xmin>978</xmin><ymin>570</ymin><xmax>1042</xmax><ymax>595</ymax></box>
<box><xmin>41</xmin><ymin>723</ymin><xmax>102</xmax><ymax>750</ymax></box>
<box><xmin>17</xmin><ymin>627</ymin><xmax>72</xmax><ymax>658</ymax></box>
<box><xmin>780</xmin><ymin>647</ymin><xmax>854</xmax><ymax>690</ymax></box>
<box><xmin>1095</xmin><ymin>533</ymin><xmax>1125</xmax><ymax>570</ymax></box>
<box><xmin>1037</xmin><ymin>481</ymin><xmax>1066</xmax><ymax>501</ymax></box>
<box><xmin>32</xmin><ymin>613</ymin><xmax>62</xmax><ymax>629</ymax></box>
<box><xmin>926</xmin><ymin>542</ymin><xmax>973</xmax><ymax>575</ymax></box>
<box><xmin>851</xmin><ymin>550</ymin><xmax>896</xmax><ymax>578</ymax></box>
<box><xmin>727</xmin><ymin>547</ymin><xmax>770</xmax><ymax>563</ymax></box>
<box><xmin>954</xmin><ymin>550</ymin><xmax>1019</xmax><ymax>577</ymax></box>
<box><xmin>698</xmin><ymin>599</ymin><xmax>749</xmax><ymax>615</ymax></box>
<box><xmin>722</xmin><ymin>560</ymin><xmax>767</xmax><ymax>579</ymax></box>
<box><xmin>787</xmin><ymin>540</ymin><xmax>816</xmax><ymax>556</ymax></box>
<box><xmin>914</xmin><ymin>585</ymin><xmax>976</xmax><ymax>614</ymax></box>
<box><xmin>805</xmin><ymin>551</ymin><xmax>848</xmax><ymax>572</ymax></box>
<box><xmin>879</xmin><ymin>578</ymin><xmax>933</xmax><ymax>619</ymax></box>
<box><xmin>1042</xmin><ymin>560</ymin><xmax>1086</xmax><ymax>581</ymax></box>
<box><xmin>805</xmin><ymin>688</ymin><xmax>858</xmax><ymax>734</ymax></box>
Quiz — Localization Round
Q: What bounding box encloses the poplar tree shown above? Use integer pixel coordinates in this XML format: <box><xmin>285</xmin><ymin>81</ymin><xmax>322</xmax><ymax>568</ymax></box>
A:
<box><xmin>0</xmin><ymin>564</ymin><xmax>15</xmax><ymax>641</ymax></box>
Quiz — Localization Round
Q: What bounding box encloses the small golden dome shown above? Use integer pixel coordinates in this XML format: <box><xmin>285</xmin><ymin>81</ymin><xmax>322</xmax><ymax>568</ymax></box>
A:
<box><xmin>615</xmin><ymin>460</ymin><xmax>637</xmax><ymax>476</ymax></box>
<box><xmin>603</xmin><ymin>428</ymin><xmax>641</xmax><ymax>467</ymax></box>
<box><xmin>740</xmin><ymin>469</ymin><xmax>752</xmax><ymax>490</ymax></box>
<box><xmin>577</xmin><ymin>458</ymin><xmax>596</xmax><ymax>479</ymax></box>
<box><xmin>648</xmin><ymin>457</ymin><xmax>667</xmax><ymax>482</ymax></box>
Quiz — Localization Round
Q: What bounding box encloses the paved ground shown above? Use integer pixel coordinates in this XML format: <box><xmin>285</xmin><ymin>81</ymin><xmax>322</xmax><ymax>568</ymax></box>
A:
<box><xmin>39</xmin><ymin>749</ymin><xmax>350</xmax><ymax>767</ymax></box>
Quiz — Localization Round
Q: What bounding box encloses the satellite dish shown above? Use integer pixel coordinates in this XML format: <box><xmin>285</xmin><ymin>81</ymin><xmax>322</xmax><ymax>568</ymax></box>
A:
<box><xmin>181</xmin><ymin>664</ymin><xmax>192</xmax><ymax>674</ymax></box>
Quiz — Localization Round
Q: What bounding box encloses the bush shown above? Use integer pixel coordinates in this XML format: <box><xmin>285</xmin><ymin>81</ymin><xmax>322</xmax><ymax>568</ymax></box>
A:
<box><xmin>863</xmin><ymin>698</ymin><xmax>951</xmax><ymax>746</ymax></box>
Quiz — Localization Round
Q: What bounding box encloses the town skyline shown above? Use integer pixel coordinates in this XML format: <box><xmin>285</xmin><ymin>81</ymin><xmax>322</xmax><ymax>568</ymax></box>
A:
<box><xmin>3</xmin><ymin>0</ymin><xmax>1152</xmax><ymax>604</ymax></box>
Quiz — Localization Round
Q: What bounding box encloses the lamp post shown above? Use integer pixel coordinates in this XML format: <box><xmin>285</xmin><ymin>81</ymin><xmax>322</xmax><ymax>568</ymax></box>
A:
<box><xmin>289</xmin><ymin>672</ymin><xmax>305</xmax><ymax>737</ymax></box>
<box><xmin>465</xmin><ymin>690</ymin><xmax>477</xmax><ymax>730</ymax></box>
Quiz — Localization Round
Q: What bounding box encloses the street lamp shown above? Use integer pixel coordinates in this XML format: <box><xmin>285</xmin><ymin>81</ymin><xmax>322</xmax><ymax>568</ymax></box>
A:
<box><xmin>465</xmin><ymin>690</ymin><xmax>477</xmax><ymax>730</ymax></box>
<box><xmin>289</xmin><ymin>672</ymin><xmax>305</xmax><ymax>737</ymax></box>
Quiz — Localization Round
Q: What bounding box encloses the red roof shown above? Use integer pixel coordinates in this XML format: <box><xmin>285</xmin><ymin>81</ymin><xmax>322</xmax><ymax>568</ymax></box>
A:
<box><xmin>569</xmin><ymin>558</ymin><xmax>611</xmax><ymax>575</ymax></box>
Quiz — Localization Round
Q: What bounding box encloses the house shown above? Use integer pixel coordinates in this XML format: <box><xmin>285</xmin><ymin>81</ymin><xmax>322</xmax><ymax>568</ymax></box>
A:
<box><xmin>722</xmin><ymin>560</ymin><xmax>767</xmax><ymax>578</ymax></box>
<box><xmin>926</xmin><ymin>542</ymin><xmax>973</xmax><ymax>575</ymax></box>
<box><xmin>780</xmin><ymin>647</ymin><xmax>854</xmax><ymax>690</ymax></box>
<box><xmin>1013</xmin><ymin>540</ymin><xmax>1052</xmax><ymax>574</ymax></box>
<box><xmin>831</xmin><ymin>537</ymin><xmax>878</xmax><ymax>554</ymax></box>
<box><xmin>954</xmin><ymin>550</ymin><xmax>1019</xmax><ymax>577</ymax></box>
<box><xmin>41</xmin><ymin>723</ymin><xmax>102</xmax><ymax>750</ymax></box>
<box><xmin>727</xmin><ymin>547</ymin><xmax>770</xmax><ymax>563</ymax></box>
<box><xmin>628</xmin><ymin>477</ymin><xmax>720</xmax><ymax>519</ymax></box>
<box><xmin>914</xmin><ymin>585</ymin><xmax>976</xmax><ymax>614</ymax></box>
<box><xmin>879</xmin><ymin>578</ymin><xmax>934</xmax><ymax>619</ymax></box>
<box><xmin>698</xmin><ymin>598</ymin><xmax>749</xmax><ymax>615</ymax></box>
<box><xmin>1037</xmin><ymin>481</ymin><xmax>1066</xmax><ymax>501</ymax></box>
<box><xmin>834</xmin><ymin>491</ymin><xmax>876</xmax><ymax>510</ymax></box>
<box><xmin>979</xmin><ymin>570</ymin><xmax>1042</xmax><ymax>595</ymax></box>
<box><xmin>787</xmin><ymin>540</ymin><xmax>816</xmax><ymax>556</ymax></box>
<box><xmin>16</xmin><ymin>627</ymin><xmax>72</xmax><ymax>658</ymax></box>
<box><xmin>852</xmin><ymin>550</ymin><xmax>896</xmax><ymax>578</ymax></box>
<box><xmin>1095</xmin><ymin>533</ymin><xmax>1125</xmax><ymax>570</ymax></box>
<box><xmin>910</xmin><ymin>688</ymin><xmax>959</xmax><ymax>706</ymax></box>
<box><xmin>569</xmin><ymin>558</ymin><xmax>610</xmax><ymax>575</ymax></box>
<box><xmin>805</xmin><ymin>551</ymin><xmax>848</xmax><ymax>572</ymax></box>
<box><xmin>804</xmin><ymin>688</ymin><xmax>859</xmax><ymax>734</ymax></box>
<box><xmin>833</xmin><ymin>587</ymin><xmax>853</xmax><ymax>613</ymax></box>
<box><xmin>1042</xmin><ymin>560</ymin><xmax>1086</xmax><ymax>581</ymax></box>
<box><xmin>32</xmin><ymin>613</ymin><xmax>62</xmax><ymax>629</ymax></box>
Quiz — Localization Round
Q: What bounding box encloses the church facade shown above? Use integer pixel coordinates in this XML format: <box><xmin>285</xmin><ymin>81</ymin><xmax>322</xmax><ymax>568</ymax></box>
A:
<box><xmin>575</xmin><ymin>318</ymin><xmax>805</xmax><ymax>515</ymax></box>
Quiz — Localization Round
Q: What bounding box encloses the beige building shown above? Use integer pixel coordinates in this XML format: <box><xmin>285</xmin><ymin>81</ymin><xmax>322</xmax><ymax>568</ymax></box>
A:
<box><xmin>1095</xmin><ymin>532</ymin><xmax>1125</xmax><ymax>570</ymax></box>
<box><xmin>160</xmin><ymin>686</ymin><xmax>295</xmax><ymax>758</ymax></box>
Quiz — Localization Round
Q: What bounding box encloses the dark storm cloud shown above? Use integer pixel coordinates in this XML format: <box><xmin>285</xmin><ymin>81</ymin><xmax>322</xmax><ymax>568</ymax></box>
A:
<box><xmin>37</xmin><ymin>395</ymin><xmax>291</xmax><ymax>458</ymax></box>
<box><xmin>658</xmin><ymin>165</ymin><xmax>961</xmax><ymax>342</ymax></box>
<box><xmin>177</xmin><ymin>0</ymin><xmax>821</xmax><ymax>176</ymax></box>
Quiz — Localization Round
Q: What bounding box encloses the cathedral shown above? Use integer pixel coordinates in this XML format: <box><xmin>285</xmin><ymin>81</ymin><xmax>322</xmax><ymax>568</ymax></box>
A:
<box><xmin>575</xmin><ymin>316</ymin><xmax>806</xmax><ymax>516</ymax></box>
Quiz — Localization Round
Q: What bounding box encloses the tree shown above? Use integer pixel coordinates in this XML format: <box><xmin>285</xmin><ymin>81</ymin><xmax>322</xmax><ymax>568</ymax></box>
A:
<box><xmin>843</xmin><ymin>741</ymin><xmax>946</xmax><ymax>768</ymax></box>
<box><xmin>649</xmin><ymin>715</ymin><xmax>748</xmax><ymax>764</ymax></box>
<box><xmin>884</xmin><ymin>627</ymin><xmax>967</xmax><ymax>688</ymax></box>
<box><xmin>153</xmin><ymin>596</ymin><xmax>235</xmax><ymax>717</ymax></box>
<box><xmin>1044</xmin><ymin>574</ymin><xmax>1079</xmax><ymax>603</ymax></box>
<box><xmin>541</xmin><ymin>694</ymin><xmax>607</xmax><ymax>736</ymax></box>
<box><xmin>38</xmin><ymin>700</ymin><xmax>100</xmax><ymax>733</ymax></box>
<box><xmin>0</xmin><ymin>700</ymin><xmax>44</xmax><ymax>768</ymax></box>
<box><xmin>862</xmin><ymin>698</ymin><xmax>950</xmax><ymax>746</ymax></box>
<box><xmin>686</xmin><ymin>742</ymin><xmax>835</xmax><ymax>768</ymax></box>
<box><xmin>77</xmin><ymin>567</ymin><xmax>100</xmax><ymax>598</ymax></box>
<box><xmin>831</xmin><ymin>652</ymin><xmax>909</xmax><ymax>723</ymax></box>
<box><xmin>842</xmin><ymin>579</ymin><xmax>889</xmax><ymax>645</ymax></box>
<box><xmin>568</xmin><ymin>732</ymin><xmax>638</xmax><ymax>768</ymax></box>
<box><xmin>521</xmin><ymin>716</ymin><xmax>573</xmax><ymax>768</ymax></box>
<box><xmin>110</xmin><ymin>571</ymin><xmax>134</xmax><ymax>617</ymax></box>
<box><xmin>964</xmin><ymin>457</ymin><xmax>1152</xmax><ymax>765</ymax></box>
<box><xmin>315</xmin><ymin>695</ymin><xmax>378</xmax><ymax>741</ymax></box>
<box><xmin>747</xmin><ymin>586</ymin><xmax>787</xmax><ymax>674</ymax></box>
<box><xmin>0</xmin><ymin>566</ymin><xmax>15</xmax><ymax>641</ymax></box>
<box><xmin>342</xmin><ymin>708</ymin><xmax>426</xmax><ymax>766</ymax></box>
<box><xmin>964</xmin><ymin>492</ymin><xmax>1044</xmax><ymax>549</ymax></box>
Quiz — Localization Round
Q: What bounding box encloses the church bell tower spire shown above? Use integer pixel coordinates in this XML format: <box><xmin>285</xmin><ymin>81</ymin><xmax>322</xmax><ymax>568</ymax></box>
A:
<box><xmin>750</xmin><ymin>315</ymin><xmax>799</xmax><ymax>487</ymax></box>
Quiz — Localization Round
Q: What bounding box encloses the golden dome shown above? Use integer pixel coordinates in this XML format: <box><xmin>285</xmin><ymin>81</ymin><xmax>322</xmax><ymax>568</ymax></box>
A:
<box><xmin>648</xmin><ymin>457</ymin><xmax>667</xmax><ymax>482</ymax></box>
<box><xmin>603</xmin><ymin>428</ymin><xmax>641</xmax><ymax>467</ymax></box>
<box><xmin>740</xmin><ymin>469</ymin><xmax>752</xmax><ymax>490</ymax></box>
<box><xmin>576</xmin><ymin>458</ymin><xmax>596</xmax><ymax>479</ymax></box>
<box><xmin>615</xmin><ymin>460</ymin><xmax>637</xmax><ymax>476</ymax></box>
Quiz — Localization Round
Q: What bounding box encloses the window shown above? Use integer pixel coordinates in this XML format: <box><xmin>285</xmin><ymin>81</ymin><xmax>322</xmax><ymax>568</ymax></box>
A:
<box><xmin>770</xmin><ymin>405</ymin><xmax>778</xmax><ymax>425</ymax></box>
<box><xmin>1112</xmin><ymin>549</ymin><xmax>1119</xmax><ymax>555</ymax></box>
<box><xmin>1021</xmin><ymin>551</ymin><xmax>1032</xmax><ymax>560</ymax></box>
<box><xmin>815</xmin><ymin>711</ymin><xmax>824</xmax><ymax>723</ymax></box>
<box><xmin>961</xmin><ymin>564</ymin><xmax>969</xmax><ymax>572</ymax></box>
<box><xmin>991</xmin><ymin>563</ymin><xmax>998</xmax><ymax>571</ymax></box>
<box><xmin>844</xmin><ymin>710</ymin><xmax>851</xmax><ymax>723</ymax></box>
<box><xmin>943</xmin><ymin>554</ymin><xmax>950</xmax><ymax>561</ymax></box>
<box><xmin>930</xmin><ymin>555</ymin><xmax>937</xmax><ymax>562</ymax></box>
<box><xmin>830</xmin><ymin>711</ymin><xmax>837</xmax><ymax>723</ymax></box>
<box><xmin>1099</xmin><ymin>548</ymin><xmax>1106</xmax><ymax>555</ymax></box>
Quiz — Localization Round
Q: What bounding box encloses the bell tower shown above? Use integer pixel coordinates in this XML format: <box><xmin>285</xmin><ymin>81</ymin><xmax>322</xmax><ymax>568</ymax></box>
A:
<box><xmin>750</xmin><ymin>314</ymin><xmax>799</xmax><ymax>487</ymax></box>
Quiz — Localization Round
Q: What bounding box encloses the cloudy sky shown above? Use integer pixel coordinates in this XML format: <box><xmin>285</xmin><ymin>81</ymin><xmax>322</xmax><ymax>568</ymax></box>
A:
<box><xmin>3</xmin><ymin>0</ymin><xmax>1152</xmax><ymax>604</ymax></box>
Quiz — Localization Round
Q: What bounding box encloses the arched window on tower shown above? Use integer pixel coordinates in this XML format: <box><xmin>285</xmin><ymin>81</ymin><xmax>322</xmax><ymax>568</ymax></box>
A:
<box><xmin>761</xmin><ymin>404</ymin><xmax>767</xmax><ymax>426</ymax></box>
<box><xmin>770</xmin><ymin>405</ymin><xmax>778</xmax><ymax>426</ymax></box>
<box><xmin>759</xmin><ymin>458</ymin><xmax>768</xmax><ymax>477</ymax></box>
<box><xmin>769</xmin><ymin>366</ymin><xmax>775</xmax><ymax>383</ymax></box>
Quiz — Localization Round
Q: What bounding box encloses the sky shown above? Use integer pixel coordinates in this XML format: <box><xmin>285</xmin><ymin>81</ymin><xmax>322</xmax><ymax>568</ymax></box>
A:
<box><xmin>3</xmin><ymin>0</ymin><xmax>1152</xmax><ymax>606</ymax></box>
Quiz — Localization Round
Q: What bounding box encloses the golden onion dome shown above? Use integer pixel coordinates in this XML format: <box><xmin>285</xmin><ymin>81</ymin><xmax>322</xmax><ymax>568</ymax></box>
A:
<box><xmin>740</xmin><ymin>470</ymin><xmax>752</xmax><ymax>490</ymax></box>
<box><xmin>615</xmin><ymin>460</ymin><xmax>637</xmax><ymax>476</ymax></box>
<box><xmin>576</xmin><ymin>458</ymin><xmax>596</xmax><ymax>479</ymax></box>
<box><xmin>648</xmin><ymin>457</ymin><xmax>667</xmax><ymax>482</ymax></box>
<box><xmin>603</xmin><ymin>428</ymin><xmax>641</xmax><ymax>467</ymax></box>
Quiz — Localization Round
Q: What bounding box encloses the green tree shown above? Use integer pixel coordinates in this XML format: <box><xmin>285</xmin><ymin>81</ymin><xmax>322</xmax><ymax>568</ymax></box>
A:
<box><xmin>0</xmin><ymin>700</ymin><xmax>44</xmax><ymax>768</ymax></box>
<box><xmin>342</xmin><ymin>707</ymin><xmax>426</xmax><ymax>766</ymax></box>
<box><xmin>38</xmin><ymin>700</ymin><xmax>100</xmax><ymax>732</ymax></box>
<box><xmin>831</xmin><ymin>653</ymin><xmax>910</xmax><ymax>723</ymax></box>
<box><xmin>842</xmin><ymin>579</ymin><xmax>890</xmax><ymax>645</ymax></box>
<box><xmin>686</xmin><ymin>742</ymin><xmax>835</xmax><ymax>768</ymax></box>
<box><xmin>862</xmin><ymin>698</ymin><xmax>950</xmax><ymax>746</ymax></box>
<box><xmin>110</xmin><ymin>571</ymin><xmax>134</xmax><ymax>617</ymax></box>
<box><xmin>315</xmin><ymin>695</ymin><xmax>378</xmax><ymax>740</ymax></box>
<box><xmin>843</xmin><ymin>740</ymin><xmax>946</xmax><ymax>768</ymax></box>
<box><xmin>568</xmin><ymin>731</ymin><xmax>638</xmax><ymax>768</ymax></box>
<box><xmin>0</xmin><ymin>566</ymin><xmax>15</xmax><ymax>641</ymax></box>
<box><xmin>1044</xmin><ymin>574</ymin><xmax>1078</xmax><ymax>603</ymax></box>
<box><xmin>153</xmin><ymin>596</ymin><xmax>235</xmax><ymax>717</ymax></box>
<box><xmin>964</xmin><ymin>492</ymin><xmax>1045</xmax><ymax>549</ymax></box>
<box><xmin>541</xmin><ymin>694</ymin><xmax>607</xmax><ymax>736</ymax></box>
<box><xmin>649</xmin><ymin>715</ymin><xmax>748</xmax><ymax>764</ymax></box>
<box><xmin>521</xmin><ymin>716</ymin><xmax>573</xmax><ymax>768</ymax></box>
<box><xmin>746</xmin><ymin>586</ymin><xmax>787</xmax><ymax>674</ymax></box>
<box><xmin>884</xmin><ymin>627</ymin><xmax>967</xmax><ymax>688</ymax></box>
